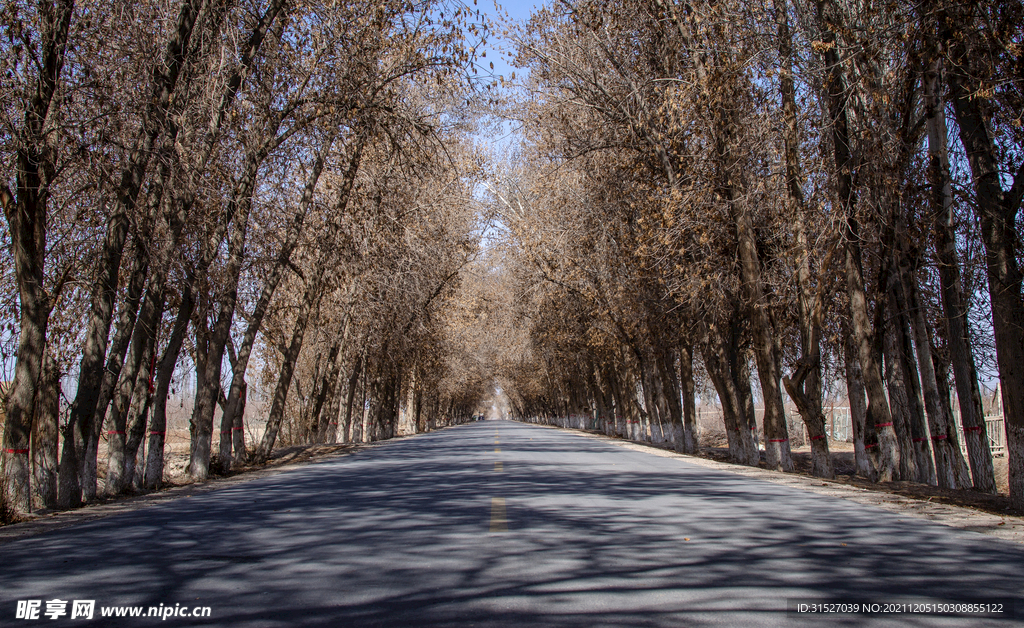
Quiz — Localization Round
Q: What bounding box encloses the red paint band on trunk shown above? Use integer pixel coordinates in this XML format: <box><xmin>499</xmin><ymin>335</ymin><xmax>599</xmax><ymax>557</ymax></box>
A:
<box><xmin>964</xmin><ymin>426</ymin><xmax>983</xmax><ymax>433</ymax></box>
<box><xmin>932</xmin><ymin>434</ymin><xmax>948</xmax><ymax>440</ymax></box>
<box><xmin>4</xmin><ymin>448</ymin><xmax>29</xmax><ymax>454</ymax></box>
<box><xmin>768</xmin><ymin>438</ymin><xmax>788</xmax><ymax>443</ymax></box>
<box><xmin>865</xmin><ymin>443</ymin><xmax>878</xmax><ymax>449</ymax></box>
<box><xmin>149</xmin><ymin>431</ymin><xmax>165</xmax><ymax>435</ymax></box>
<box><xmin>874</xmin><ymin>423</ymin><xmax>893</xmax><ymax>428</ymax></box>
<box><xmin>810</xmin><ymin>435</ymin><xmax>826</xmax><ymax>441</ymax></box>
<box><xmin>232</xmin><ymin>427</ymin><xmax>243</xmax><ymax>431</ymax></box>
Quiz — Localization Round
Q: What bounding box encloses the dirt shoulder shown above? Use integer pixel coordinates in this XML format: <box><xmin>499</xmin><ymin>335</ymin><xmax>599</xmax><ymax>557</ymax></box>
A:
<box><xmin>555</xmin><ymin>425</ymin><xmax>1024</xmax><ymax>546</ymax></box>
<box><xmin>0</xmin><ymin>440</ymin><xmax>387</xmax><ymax>546</ymax></box>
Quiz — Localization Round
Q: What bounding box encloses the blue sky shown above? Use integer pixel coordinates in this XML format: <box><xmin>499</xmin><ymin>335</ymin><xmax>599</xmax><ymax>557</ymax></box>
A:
<box><xmin>467</xmin><ymin>1</ymin><xmax>544</xmax><ymax>152</ymax></box>
<box><xmin>476</xmin><ymin>0</ymin><xmax>541</xmax><ymax>84</ymax></box>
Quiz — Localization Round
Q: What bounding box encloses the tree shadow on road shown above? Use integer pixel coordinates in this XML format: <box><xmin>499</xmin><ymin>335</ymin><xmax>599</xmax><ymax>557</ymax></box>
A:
<box><xmin>0</xmin><ymin>421</ymin><xmax>1021</xmax><ymax>626</ymax></box>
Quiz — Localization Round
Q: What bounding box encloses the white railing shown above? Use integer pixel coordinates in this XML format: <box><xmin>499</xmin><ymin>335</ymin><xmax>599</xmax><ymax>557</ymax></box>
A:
<box><xmin>984</xmin><ymin>415</ymin><xmax>1006</xmax><ymax>457</ymax></box>
<box><xmin>829</xmin><ymin>406</ymin><xmax>852</xmax><ymax>442</ymax></box>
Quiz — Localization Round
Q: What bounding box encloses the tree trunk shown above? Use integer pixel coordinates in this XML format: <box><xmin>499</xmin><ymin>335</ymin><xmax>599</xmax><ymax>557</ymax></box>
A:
<box><xmin>702</xmin><ymin>319</ymin><xmax>758</xmax><ymax>466</ymax></box>
<box><xmin>308</xmin><ymin>341</ymin><xmax>342</xmax><ymax>442</ymax></box>
<box><xmin>588</xmin><ymin>364</ymin><xmax>608</xmax><ymax>435</ymax></box>
<box><xmin>734</xmin><ymin>199</ymin><xmax>792</xmax><ymax>471</ymax></box>
<box><xmin>398</xmin><ymin>365</ymin><xmax>418</xmax><ymax>436</ymax></box>
<box><xmin>735</xmin><ymin>345</ymin><xmax>760</xmax><ymax>464</ymax></box>
<box><xmin>846</xmin><ymin>249</ymin><xmax>901</xmax><ymax>482</ymax></box>
<box><xmin>255</xmin><ymin>280</ymin><xmax>322</xmax><ymax>461</ymax></box>
<box><xmin>2</xmin><ymin>256</ymin><xmax>48</xmax><ymax>514</ymax></box>
<box><xmin>881</xmin><ymin>299</ymin><xmax>930</xmax><ymax>484</ymax></box>
<box><xmin>894</xmin><ymin>276</ymin><xmax>935</xmax><ymax>484</ymax></box>
<box><xmin>932</xmin><ymin>345</ymin><xmax>975</xmax><ymax>489</ymax></box>
<box><xmin>678</xmin><ymin>343</ymin><xmax>698</xmax><ymax>454</ymax></box>
<box><xmin>144</xmin><ymin>287</ymin><xmax>192</xmax><ymax>489</ymax></box>
<box><xmin>774</xmin><ymin>0</ymin><xmax>831</xmax><ymax>478</ymax></box>
<box><xmin>106</xmin><ymin>279</ymin><xmax>168</xmax><ymax>494</ymax></box>
<box><xmin>220</xmin><ymin>132</ymin><xmax>366</xmax><ymax>464</ymax></box>
<box><xmin>843</xmin><ymin>328</ymin><xmax>873</xmax><ymax>478</ymax></box>
<box><xmin>1</xmin><ymin>0</ymin><xmax>74</xmax><ymax>515</ymax></box>
<box><xmin>609</xmin><ymin>369</ymin><xmax>626</xmax><ymax>438</ymax></box>
<box><xmin>354</xmin><ymin>361</ymin><xmax>370</xmax><ymax>443</ymax></box>
<box><xmin>31</xmin><ymin>353</ymin><xmax>60</xmax><ymax>510</ymax></box>
<box><xmin>319</xmin><ymin>361</ymin><xmax>345</xmax><ymax>444</ymax></box>
<box><xmin>906</xmin><ymin>275</ymin><xmax>972</xmax><ymax>489</ymax></box>
<box><xmin>600</xmin><ymin>367</ymin><xmax>617</xmax><ymax>436</ymax></box>
<box><xmin>703</xmin><ymin>340</ymin><xmax>741</xmax><ymax>460</ymax></box>
<box><xmin>73</xmin><ymin>221</ymin><xmax>152</xmax><ymax>502</ymax></box>
<box><xmin>638</xmin><ymin>360</ymin><xmax>659</xmax><ymax>443</ymax></box>
<box><xmin>923</xmin><ymin>46</ymin><xmax>997</xmax><ymax>493</ymax></box>
<box><xmin>650</xmin><ymin>364</ymin><xmax>670</xmax><ymax>443</ymax></box>
<box><xmin>341</xmin><ymin>355</ymin><xmax>364</xmax><ymax>444</ymax></box>
<box><xmin>942</xmin><ymin>9</ymin><xmax>1024</xmax><ymax>508</ymax></box>
<box><xmin>656</xmin><ymin>348</ymin><xmax>684</xmax><ymax>452</ymax></box>
<box><xmin>311</xmin><ymin>307</ymin><xmax>354</xmax><ymax>443</ymax></box>
<box><xmin>414</xmin><ymin>388</ymin><xmax>425</xmax><ymax>433</ymax></box>
<box><xmin>383</xmin><ymin>372</ymin><xmax>399</xmax><ymax>439</ymax></box>
<box><xmin>122</xmin><ymin>336</ymin><xmax>158</xmax><ymax>491</ymax></box>
<box><xmin>782</xmin><ymin>306</ymin><xmax>834</xmax><ymax>479</ymax></box>
<box><xmin>66</xmin><ymin>0</ymin><xmax>208</xmax><ymax>506</ymax></box>
<box><xmin>195</xmin><ymin>134</ymin><xmax>277</xmax><ymax>477</ymax></box>
<box><xmin>815</xmin><ymin>0</ymin><xmax>899</xmax><ymax>480</ymax></box>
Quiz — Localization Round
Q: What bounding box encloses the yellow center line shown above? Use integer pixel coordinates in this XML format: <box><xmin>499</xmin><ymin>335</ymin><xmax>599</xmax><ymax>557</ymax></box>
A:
<box><xmin>494</xmin><ymin>461</ymin><xmax>503</xmax><ymax>472</ymax></box>
<box><xmin>490</xmin><ymin>497</ymin><xmax>507</xmax><ymax>532</ymax></box>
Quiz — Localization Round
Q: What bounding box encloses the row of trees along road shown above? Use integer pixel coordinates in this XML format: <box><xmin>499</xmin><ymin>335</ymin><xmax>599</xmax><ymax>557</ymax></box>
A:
<box><xmin>3</xmin><ymin>0</ymin><xmax>1024</xmax><ymax>518</ymax></box>
<box><xmin>1</xmin><ymin>0</ymin><xmax>492</xmax><ymax>515</ymax></box>
<box><xmin>483</xmin><ymin>0</ymin><xmax>1024</xmax><ymax>508</ymax></box>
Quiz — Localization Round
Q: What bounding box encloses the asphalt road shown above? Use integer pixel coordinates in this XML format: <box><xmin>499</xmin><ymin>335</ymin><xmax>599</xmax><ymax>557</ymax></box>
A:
<box><xmin>2</xmin><ymin>420</ymin><xmax>1022</xmax><ymax>627</ymax></box>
